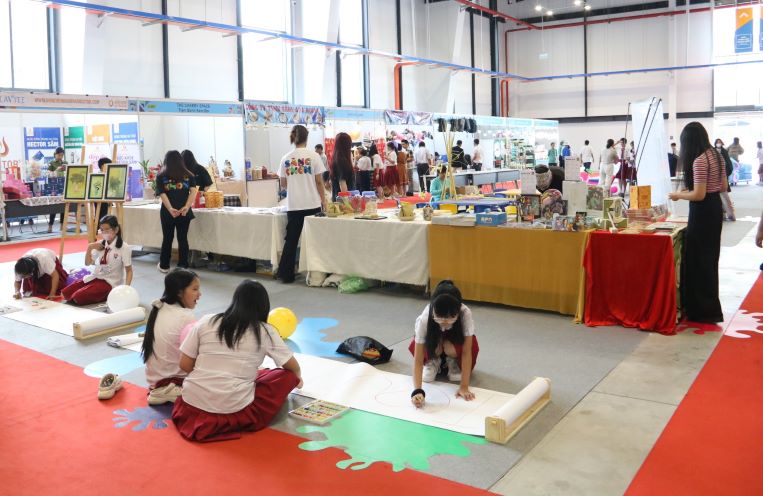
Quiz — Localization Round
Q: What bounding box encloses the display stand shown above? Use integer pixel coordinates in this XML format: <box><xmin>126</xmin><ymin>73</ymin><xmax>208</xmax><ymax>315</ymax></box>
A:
<box><xmin>88</xmin><ymin>200</ymin><xmax>125</xmax><ymax>234</ymax></box>
<box><xmin>58</xmin><ymin>201</ymin><xmax>124</xmax><ymax>261</ymax></box>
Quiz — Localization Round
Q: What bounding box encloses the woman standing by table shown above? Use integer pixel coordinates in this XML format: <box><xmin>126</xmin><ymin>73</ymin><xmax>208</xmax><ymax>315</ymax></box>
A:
<box><xmin>155</xmin><ymin>150</ymin><xmax>198</xmax><ymax>273</ymax></box>
<box><xmin>669</xmin><ymin>122</ymin><xmax>726</xmax><ymax>324</ymax></box>
<box><xmin>330</xmin><ymin>132</ymin><xmax>355</xmax><ymax>201</ymax></box>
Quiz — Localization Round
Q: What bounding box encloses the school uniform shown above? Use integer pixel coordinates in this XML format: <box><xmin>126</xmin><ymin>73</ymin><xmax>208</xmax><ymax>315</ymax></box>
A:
<box><xmin>414</xmin><ymin>147</ymin><xmax>432</xmax><ymax>192</ymax></box>
<box><xmin>356</xmin><ymin>156</ymin><xmax>373</xmax><ymax>193</ymax></box>
<box><xmin>155</xmin><ymin>173</ymin><xmax>197</xmax><ymax>270</ymax></box>
<box><xmin>383</xmin><ymin>150</ymin><xmax>399</xmax><ymax>188</ymax></box>
<box><xmin>62</xmin><ymin>239</ymin><xmax>132</xmax><ymax>305</ymax></box>
<box><xmin>276</xmin><ymin>148</ymin><xmax>326</xmax><ymax>283</ymax></box>
<box><xmin>407</xmin><ymin>303</ymin><xmax>480</xmax><ymax>369</ymax></box>
<box><xmin>16</xmin><ymin>248</ymin><xmax>68</xmax><ymax>297</ymax></box>
<box><xmin>145</xmin><ymin>302</ymin><xmax>196</xmax><ymax>388</ymax></box>
<box><xmin>171</xmin><ymin>316</ymin><xmax>299</xmax><ymax>442</ymax></box>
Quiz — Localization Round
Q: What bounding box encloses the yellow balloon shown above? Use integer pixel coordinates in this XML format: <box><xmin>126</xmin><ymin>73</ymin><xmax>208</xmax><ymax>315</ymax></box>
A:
<box><xmin>267</xmin><ymin>307</ymin><xmax>298</xmax><ymax>339</ymax></box>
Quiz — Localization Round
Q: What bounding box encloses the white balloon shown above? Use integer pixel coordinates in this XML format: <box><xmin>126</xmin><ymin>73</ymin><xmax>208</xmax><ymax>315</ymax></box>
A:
<box><xmin>107</xmin><ymin>285</ymin><xmax>140</xmax><ymax>313</ymax></box>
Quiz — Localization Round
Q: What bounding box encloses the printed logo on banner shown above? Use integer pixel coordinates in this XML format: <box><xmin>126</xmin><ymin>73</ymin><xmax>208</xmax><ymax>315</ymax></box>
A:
<box><xmin>112</xmin><ymin>122</ymin><xmax>139</xmax><ymax>143</ymax></box>
<box><xmin>735</xmin><ymin>7</ymin><xmax>753</xmax><ymax>53</ymax></box>
<box><xmin>0</xmin><ymin>127</ymin><xmax>24</xmax><ymax>178</ymax></box>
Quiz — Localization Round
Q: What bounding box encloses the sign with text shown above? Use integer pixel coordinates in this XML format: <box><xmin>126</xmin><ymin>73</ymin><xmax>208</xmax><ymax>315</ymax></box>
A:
<box><xmin>112</xmin><ymin>122</ymin><xmax>139</xmax><ymax>143</ymax></box>
<box><xmin>0</xmin><ymin>127</ymin><xmax>24</xmax><ymax>178</ymax></box>
<box><xmin>0</xmin><ymin>92</ymin><xmax>130</xmax><ymax>111</ymax></box>
<box><xmin>64</xmin><ymin>126</ymin><xmax>85</xmax><ymax>151</ymax></box>
<box><xmin>137</xmin><ymin>100</ymin><xmax>243</xmax><ymax>115</ymax></box>
<box><xmin>23</xmin><ymin>127</ymin><xmax>62</xmax><ymax>164</ymax></box>
<box><xmin>245</xmin><ymin>103</ymin><xmax>324</xmax><ymax>127</ymax></box>
<box><xmin>735</xmin><ymin>7</ymin><xmax>753</xmax><ymax>53</ymax></box>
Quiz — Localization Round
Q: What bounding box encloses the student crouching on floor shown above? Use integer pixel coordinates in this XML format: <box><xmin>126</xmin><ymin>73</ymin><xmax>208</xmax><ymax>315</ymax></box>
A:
<box><xmin>141</xmin><ymin>269</ymin><xmax>201</xmax><ymax>405</ymax></box>
<box><xmin>409</xmin><ymin>280</ymin><xmax>479</xmax><ymax>408</ymax></box>
<box><xmin>13</xmin><ymin>248</ymin><xmax>68</xmax><ymax>300</ymax></box>
<box><xmin>172</xmin><ymin>279</ymin><xmax>303</xmax><ymax>442</ymax></box>
<box><xmin>62</xmin><ymin>215</ymin><xmax>133</xmax><ymax>305</ymax></box>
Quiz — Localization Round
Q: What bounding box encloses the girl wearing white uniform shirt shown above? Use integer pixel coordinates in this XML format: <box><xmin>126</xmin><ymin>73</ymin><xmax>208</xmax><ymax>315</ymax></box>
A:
<box><xmin>13</xmin><ymin>248</ymin><xmax>68</xmax><ymax>299</ymax></box>
<box><xmin>142</xmin><ymin>269</ymin><xmax>201</xmax><ymax>405</ymax></box>
<box><xmin>172</xmin><ymin>280</ymin><xmax>302</xmax><ymax>442</ymax></box>
<box><xmin>62</xmin><ymin>215</ymin><xmax>133</xmax><ymax>305</ymax></box>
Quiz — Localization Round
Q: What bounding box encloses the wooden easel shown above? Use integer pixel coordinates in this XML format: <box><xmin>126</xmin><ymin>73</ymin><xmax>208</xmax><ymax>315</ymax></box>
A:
<box><xmin>88</xmin><ymin>200</ymin><xmax>125</xmax><ymax>234</ymax></box>
<box><xmin>58</xmin><ymin>200</ymin><xmax>124</xmax><ymax>261</ymax></box>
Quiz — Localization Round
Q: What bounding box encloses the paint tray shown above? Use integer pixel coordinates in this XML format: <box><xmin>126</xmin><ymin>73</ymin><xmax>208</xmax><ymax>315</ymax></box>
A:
<box><xmin>289</xmin><ymin>399</ymin><xmax>349</xmax><ymax>425</ymax></box>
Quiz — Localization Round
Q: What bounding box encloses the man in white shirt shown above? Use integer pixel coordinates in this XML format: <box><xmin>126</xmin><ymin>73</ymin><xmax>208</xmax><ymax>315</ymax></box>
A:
<box><xmin>414</xmin><ymin>141</ymin><xmax>433</xmax><ymax>192</ymax></box>
<box><xmin>579</xmin><ymin>140</ymin><xmax>595</xmax><ymax>172</ymax></box>
<box><xmin>472</xmin><ymin>139</ymin><xmax>483</xmax><ymax>171</ymax></box>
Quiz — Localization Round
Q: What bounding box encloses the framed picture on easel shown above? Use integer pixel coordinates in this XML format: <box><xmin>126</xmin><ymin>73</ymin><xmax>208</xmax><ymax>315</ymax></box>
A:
<box><xmin>63</xmin><ymin>165</ymin><xmax>89</xmax><ymax>201</ymax></box>
<box><xmin>104</xmin><ymin>164</ymin><xmax>128</xmax><ymax>200</ymax></box>
<box><xmin>87</xmin><ymin>173</ymin><xmax>105</xmax><ymax>200</ymax></box>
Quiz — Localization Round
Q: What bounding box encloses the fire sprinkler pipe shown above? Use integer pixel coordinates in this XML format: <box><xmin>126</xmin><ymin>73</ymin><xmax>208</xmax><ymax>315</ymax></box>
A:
<box><xmin>453</xmin><ymin>0</ymin><xmax>539</xmax><ymax>30</ymax></box>
<box><xmin>499</xmin><ymin>79</ymin><xmax>510</xmax><ymax>117</ymax></box>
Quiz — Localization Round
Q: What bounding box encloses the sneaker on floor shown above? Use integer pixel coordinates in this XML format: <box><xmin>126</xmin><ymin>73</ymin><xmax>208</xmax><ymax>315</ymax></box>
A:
<box><xmin>157</xmin><ymin>263</ymin><xmax>169</xmax><ymax>274</ymax></box>
<box><xmin>147</xmin><ymin>383</ymin><xmax>182</xmax><ymax>405</ymax></box>
<box><xmin>422</xmin><ymin>359</ymin><xmax>440</xmax><ymax>382</ymax></box>
<box><xmin>446</xmin><ymin>357</ymin><xmax>462</xmax><ymax>382</ymax></box>
<box><xmin>98</xmin><ymin>373</ymin><xmax>123</xmax><ymax>400</ymax></box>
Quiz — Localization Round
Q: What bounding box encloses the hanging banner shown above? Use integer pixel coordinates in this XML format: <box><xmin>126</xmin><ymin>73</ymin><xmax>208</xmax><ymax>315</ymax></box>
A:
<box><xmin>760</xmin><ymin>6</ymin><xmax>763</xmax><ymax>51</ymax></box>
<box><xmin>82</xmin><ymin>143</ymin><xmax>113</xmax><ymax>170</ymax></box>
<box><xmin>63</xmin><ymin>126</ymin><xmax>85</xmax><ymax>161</ymax></box>
<box><xmin>23</xmin><ymin>127</ymin><xmax>62</xmax><ymax>164</ymax></box>
<box><xmin>113</xmin><ymin>143</ymin><xmax>142</xmax><ymax>166</ymax></box>
<box><xmin>86</xmin><ymin>124</ymin><xmax>111</xmax><ymax>144</ymax></box>
<box><xmin>383</xmin><ymin>110</ymin><xmax>433</xmax><ymax>126</ymax></box>
<box><xmin>244</xmin><ymin>103</ymin><xmax>325</xmax><ymax>127</ymax></box>
<box><xmin>735</xmin><ymin>7</ymin><xmax>753</xmax><ymax>53</ymax></box>
<box><xmin>0</xmin><ymin>92</ymin><xmax>130</xmax><ymax>111</ymax></box>
<box><xmin>0</xmin><ymin>127</ymin><xmax>25</xmax><ymax>179</ymax></box>
<box><xmin>136</xmin><ymin>100</ymin><xmax>243</xmax><ymax>116</ymax></box>
<box><xmin>112</xmin><ymin>122</ymin><xmax>139</xmax><ymax>143</ymax></box>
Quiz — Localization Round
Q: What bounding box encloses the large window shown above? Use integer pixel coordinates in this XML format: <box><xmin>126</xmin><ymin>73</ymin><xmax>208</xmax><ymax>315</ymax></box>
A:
<box><xmin>338</xmin><ymin>0</ymin><xmax>366</xmax><ymax>107</ymax></box>
<box><xmin>712</xmin><ymin>6</ymin><xmax>763</xmax><ymax>109</ymax></box>
<box><xmin>241</xmin><ymin>0</ymin><xmax>291</xmax><ymax>102</ymax></box>
<box><xmin>0</xmin><ymin>0</ymin><xmax>50</xmax><ymax>90</ymax></box>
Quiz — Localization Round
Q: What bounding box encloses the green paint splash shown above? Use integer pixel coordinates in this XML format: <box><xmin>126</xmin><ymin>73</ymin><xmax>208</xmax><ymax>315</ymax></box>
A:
<box><xmin>297</xmin><ymin>409</ymin><xmax>487</xmax><ymax>472</ymax></box>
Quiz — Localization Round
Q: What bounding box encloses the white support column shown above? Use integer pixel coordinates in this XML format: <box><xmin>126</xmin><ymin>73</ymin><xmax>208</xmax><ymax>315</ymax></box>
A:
<box><xmin>445</xmin><ymin>7</ymin><xmax>467</xmax><ymax>112</ymax></box>
<box><xmin>667</xmin><ymin>0</ymin><xmax>678</xmax><ymax>142</ymax></box>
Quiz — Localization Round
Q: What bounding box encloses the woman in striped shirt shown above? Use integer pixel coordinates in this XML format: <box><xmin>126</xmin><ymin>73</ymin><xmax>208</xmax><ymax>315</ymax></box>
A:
<box><xmin>669</xmin><ymin>122</ymin><xmax>726</xmax><ymax>323</ymax></box>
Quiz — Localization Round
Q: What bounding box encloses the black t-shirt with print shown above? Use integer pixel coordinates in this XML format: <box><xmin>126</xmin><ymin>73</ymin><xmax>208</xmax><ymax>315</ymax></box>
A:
<box><xmin>155</xmin><ymin>173</ymin><xmax>197</xmax><ymax>212</ymax></box>
<box><xmin>191</xmin><ymin>163</ymin><xmax>213</xmax><ymax>191</ymax></box>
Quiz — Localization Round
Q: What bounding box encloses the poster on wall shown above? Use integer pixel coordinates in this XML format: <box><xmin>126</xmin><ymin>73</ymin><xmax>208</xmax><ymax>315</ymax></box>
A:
<box><xmin>735</xmin><ymin>7</ymin><xmax>753</xmax><ymax>53</ymax></box>
<box><xmin>82</xmin><ymin>143</ymin><xmax>113</xmax><ymax>171</ymax></box>
<box><xmin>112</xmin><ymin>122</ymin><xmax>139</xmax><ymax>143</ymax></box>
<box><xmin>23</xmin><ymin>127</ymin><xmax>62</xmax><ymax>167</ymax></box>
<box><xmin>86</xmin><ymin>124</ymin><xmax>111</xmax><ymax>144</ymax></box>
<box><xmin>0</xmin><ymin>127</ymin><xmax>25</xmax><ymax>179</ymax></box>
<box><xmin>113</xmin><ymin>143</ymin><xmax>141</xmax><ymax>166</ymax></box>
<box><xmin>63</xmin><ymin>126</ymin><xmax>85</xmax><ymax>163</ymax></box>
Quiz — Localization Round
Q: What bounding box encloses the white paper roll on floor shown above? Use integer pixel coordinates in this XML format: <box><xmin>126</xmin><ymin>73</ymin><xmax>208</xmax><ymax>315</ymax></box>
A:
<box><xmin>74</xmin><ymin>307</ymin><xmax>146</xmax><ymax>337</ymax></box>
<box><xmin>491</xmin><ymin>377</ymin><xmax>550</xmax><ymax>427</ymax></box>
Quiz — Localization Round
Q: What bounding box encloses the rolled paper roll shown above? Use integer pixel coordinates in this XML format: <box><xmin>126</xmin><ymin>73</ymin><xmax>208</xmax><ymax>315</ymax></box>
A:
<box><xmin>485</xmin><ymin>377</ymin><xmax>551</xmax><ymax>444</ymax></box>
<box><xmin>73</xmin><ymin>307</ymin><xmax>146</xmax><ymax>339</ymax></box>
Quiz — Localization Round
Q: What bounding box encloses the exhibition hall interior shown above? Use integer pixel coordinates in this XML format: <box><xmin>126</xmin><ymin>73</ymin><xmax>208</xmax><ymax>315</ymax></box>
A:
<box><xmin>1</xmin><ymin>0</ymin><xmax>762</xmax><ymax>494</ymax></box>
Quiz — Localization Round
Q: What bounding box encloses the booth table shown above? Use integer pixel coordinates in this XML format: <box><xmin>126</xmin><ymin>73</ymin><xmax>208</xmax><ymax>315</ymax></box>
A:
<box><xmin>122</xmin><ymin>203</ymin><xmax>287</xmax><ymax>267</ymax></box>
<box><xmin>583</xmin><ymin>229</ymin><xmax>684</xmax><ymax>334</ymax></box>
<box><xmin>425</xmin><ymin>168</ymin><xmax>520</xmax><ymax>189</ymax></box>
<box><xmin>429</xmin><ymin>225</ymin><xmax>589</xmax><ymax>317</ymax></box>
<box><xmin>1</xmin><ymin>197</ymin><xmax>66</xmax><ymax>241</ymax></box>
<box><xmin>298</xmin><ymin>210</ymin><xmax>430</xmax><ymax>286</ymax></box>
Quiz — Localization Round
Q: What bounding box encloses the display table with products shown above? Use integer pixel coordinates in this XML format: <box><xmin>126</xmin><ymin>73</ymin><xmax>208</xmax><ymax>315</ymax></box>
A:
<box><xmin>298</xmin><ymin>210</ymin><xmax>430</xmax><ymax>286</ymax></box>
<box><xmin>424</xmin><ymin>169</ymin><xmax>520</xmax><ymax>190</ymax></box>
<box><xmin>428</xmin><ymin>225</ymin><xmax>589</xmax><ymax>317</ymax></box>
<box><xmin>1</xmin><ymin>196</ymin><xmax>67</xmax><ymax>241</ymax></box>
<box><xmin>122</xmin><ymin>203</ymin><xmax>287</xmax><ymax>267</ymax></box>
<box><xmin>583</xmin><ymin>229</ymin><xmax>684</xmax><ymax>334</ymax></box>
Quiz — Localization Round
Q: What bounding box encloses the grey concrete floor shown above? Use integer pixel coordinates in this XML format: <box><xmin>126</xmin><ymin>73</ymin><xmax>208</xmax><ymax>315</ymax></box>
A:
<box><xmin>1</xmin><ymin>184</ymin><xmax>760</xmax><ymax>493</ymax></box>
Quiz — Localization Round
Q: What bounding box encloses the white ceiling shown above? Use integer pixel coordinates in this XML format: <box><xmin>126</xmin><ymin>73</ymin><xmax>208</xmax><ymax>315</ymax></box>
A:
<box><xmin>497</xmin><ymin>0</ymin><xmax>673</xmax><ymax>21</ymax></box>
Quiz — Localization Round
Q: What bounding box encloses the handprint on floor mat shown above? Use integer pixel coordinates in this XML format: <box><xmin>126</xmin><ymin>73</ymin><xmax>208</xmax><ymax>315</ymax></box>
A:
<box><xmin>112</xmin><ymin>405</ymin><xmax>173</xmax><ymax>432</ymax></box>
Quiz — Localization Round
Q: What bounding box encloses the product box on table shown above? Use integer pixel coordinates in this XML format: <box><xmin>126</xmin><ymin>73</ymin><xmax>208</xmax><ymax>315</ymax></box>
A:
<box><xmin>629</xmin><ymin>185</ymin><xmax>651</xmax><ymax>209</ymax></box>
<box><xmin>476</xmin><ymin>211</ymin><xmax>507</xmax><ymax>226</ymax></box>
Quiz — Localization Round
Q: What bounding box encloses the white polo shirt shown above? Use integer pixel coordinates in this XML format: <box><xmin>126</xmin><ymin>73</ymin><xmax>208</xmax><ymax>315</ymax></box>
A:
<box><xmin>85</xmin><ymin>239</ymin><xmax>132</xmax><ymax>288</ymax></box>
<box><xmin>144</xmin><ymin>302</ymin><xmax>196</xmax><ymax>387</ymax></box>
<box><xmin>278</xmin><ymin>147</ymin><xmax>326</xmax><ymax>212</ymax></box>
<box><xmin>15</xmin><ymin>248</ymin><xmax>57</xmax><ymax>281</ymax></box>
<box><xmin>179</xmin><ymin>315</ymin><xmax>294</xmax><ymax>414</ymax></box>
<box><xmin>413</xmin><ymin>303</ymin><xmax>475</xmax><ymax>344</ymax></box>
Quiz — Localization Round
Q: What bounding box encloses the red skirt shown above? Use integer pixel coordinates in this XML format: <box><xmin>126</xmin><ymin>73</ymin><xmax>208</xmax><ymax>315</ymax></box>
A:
<box><xmin>171</xmin><ymin>368</ymin><xmax>299</xmax><ymax>443</ymax></box>
<box><xmin>22</xmin><ymin>258</ymin><xmax>68</xmax><ymax>297</ymax></box>
<box><xmin>408</xmin><ymin>335</ymin><xmax>479</xmax><ymax>370</ymax></box>
<box><xmin>383</xmin><ymin>166</ymin><xmax>399</xmax><ymax>187</ymax></box>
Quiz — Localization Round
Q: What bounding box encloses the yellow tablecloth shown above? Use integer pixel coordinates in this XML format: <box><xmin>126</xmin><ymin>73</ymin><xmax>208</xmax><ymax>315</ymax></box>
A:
<box><xmin>428</xmin><ymin>226</ymin><xmax>589</xmax><ymax>317</ymax></box>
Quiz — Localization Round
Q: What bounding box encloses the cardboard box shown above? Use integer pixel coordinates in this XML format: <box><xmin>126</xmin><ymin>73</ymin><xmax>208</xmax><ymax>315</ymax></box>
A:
<box><xmin>476</xmin><ymin>211</ymin><xmax>507</xmax><ymax>226</ymax></box>
<box><xmin>630</xmin><ymin>185</ymin><xmax>651</xmax><ymax>209</ymax></box>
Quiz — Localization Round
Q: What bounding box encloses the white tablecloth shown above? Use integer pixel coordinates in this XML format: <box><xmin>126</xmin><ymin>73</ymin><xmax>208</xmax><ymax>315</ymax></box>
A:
<box><xmin>122</xmin><ymin>204</ymin><xmax>287</xmax><ymax>266</ymax></box>
<box><xmin>298</xmin><ymin>210</ymin><xmax>430</xmax><ymax>286</ymax></box>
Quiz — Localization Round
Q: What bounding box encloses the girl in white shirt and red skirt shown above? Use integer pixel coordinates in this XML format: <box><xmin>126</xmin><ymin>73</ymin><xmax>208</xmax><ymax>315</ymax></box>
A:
<box><xmin>62</xmin><ymin>215</ymin><xmax>133</xmax><ymax>305</ymax></box>
<box><xmin>13</xmin><ymin>248</ymin><xmax>68</xmax><ymax>300</ymax></box>
<box><xmin>172</xmin><ymin>279</ymin><xmax>303</xmax><ymax>442</ymax></box>
<box><xmin>141</xmin><ymin>269</ymin><xmax>201</xmax><ymax>405</ymax></box>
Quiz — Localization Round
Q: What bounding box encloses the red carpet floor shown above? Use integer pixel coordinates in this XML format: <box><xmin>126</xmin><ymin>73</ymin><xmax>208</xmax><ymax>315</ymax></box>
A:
<box><xmin>0</xmin><ymin>340</ymin><xmax>492</xmax><ymax>496</ymax></box>
<box><xmin>0</xmin><ymin>237</ymin><xmax>88</xmax><ymax>263</ymax></box>
<box><xmin>626</xmin><ymin>273</ymin><xmax>763</xmax><ymax>495</ymax></box>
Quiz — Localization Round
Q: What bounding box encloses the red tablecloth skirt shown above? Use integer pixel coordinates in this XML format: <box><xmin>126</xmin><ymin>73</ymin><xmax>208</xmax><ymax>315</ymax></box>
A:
<box><xmin>583</xmin><ymin>231</ymin><xmax>677</xmax><ymax>334</ymax></box>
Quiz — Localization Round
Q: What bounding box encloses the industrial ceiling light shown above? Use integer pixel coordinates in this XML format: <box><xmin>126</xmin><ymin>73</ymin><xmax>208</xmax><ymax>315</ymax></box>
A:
<box><xmin>546</xmin><ymin>10</ymin><xmax>553</xmax><ymax>15</ymax></box>
<box><xmin>535</xmin><ymin>5</ymin><xmax>543</xmax><ymax>12</ymax></box>
<box><xmin>584</xmin><ymin>4</ymin><xmax>591</xmax><ymax>10</ymax></box>
<box><xmin>574</xmin><ymin>0</ymin><xmax>582</xmax><ymax>5</ymax></box>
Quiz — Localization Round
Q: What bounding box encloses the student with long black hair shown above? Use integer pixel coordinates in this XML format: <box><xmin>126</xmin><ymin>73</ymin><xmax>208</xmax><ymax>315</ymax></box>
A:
<box><xmin>408</xmin><ymin>280</ymin><xmax>480</xmax><ymax>408</ymax></box>
<box><xmin>181</xmin><ymin>149</ymin><xmax>214</xmax><ymax>193</ymax></box>
<box><xmin>13</xmin><ymin>248</ymin><xmax>68</xmax><ymax>300</ymax></box>
<box><xmin>61</xmin><ymin>215</ymin><xmax>133</xmax><ymax>305</ymax></box>
<box><xmin>172</xmin><ymin>280</ymin><xmax>302</xmax><ymax>442</ymax></box>
<box><xmin>142</xmin><ymin>269</ymin><xmax>201</xmax><ymax>405</ymax></box>
<box><xmin>669</xmin><ymin>122</ymin><xmax>726</xmax><ymax>323</ymax></box>
<box><xmin>330</xmin><ymin>132</ymin><xmax>355</xmax><ymax>201</ymax></box>
<box><xmin>155</xmin><ymin>150</ymin><xmax>198</xmax><ymax>272</ymax></box>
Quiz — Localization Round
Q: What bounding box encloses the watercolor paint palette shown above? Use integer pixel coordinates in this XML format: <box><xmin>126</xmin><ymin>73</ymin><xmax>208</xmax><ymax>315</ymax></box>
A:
<box><xmin>289</xmin><ymin>399</ymin><xmax>350</xmax><ymax>425</ymax></box>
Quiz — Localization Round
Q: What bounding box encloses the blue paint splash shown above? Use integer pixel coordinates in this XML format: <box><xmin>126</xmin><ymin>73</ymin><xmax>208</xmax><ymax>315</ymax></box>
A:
<box><xmin>286</xmin><ymin>318</ymin><xmax>343</xmax><ymax>358</ymax></box>
<box><xmin>113</xmin><ymin>405</ymin><xmax>173</xmax><ymax>431</ymax></box>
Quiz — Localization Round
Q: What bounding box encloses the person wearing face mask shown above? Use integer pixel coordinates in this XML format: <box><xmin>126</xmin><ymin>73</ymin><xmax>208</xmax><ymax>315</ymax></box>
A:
<box><xmin>61</xmin><ymin>215</ymin><xmax>133</xmax><ymax>305</ymax></box>
<box><xmin>714</xmin><ymin>139</ymin><xmax>736</xmax><ymax>221</ymax></box>
<box><xmin>408</xmin><ymin>280</ymin><xmax>479</xmax><ymax>409</ymax></box>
